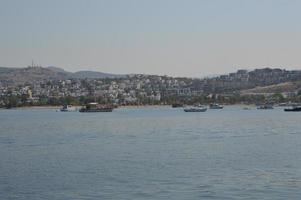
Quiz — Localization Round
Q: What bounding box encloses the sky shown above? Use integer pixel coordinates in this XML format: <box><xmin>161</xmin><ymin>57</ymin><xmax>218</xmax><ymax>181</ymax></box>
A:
<box><xmin>1</xmin><ymin>0</ymin><xmax>301</xmax><ymax>77</ymax></box>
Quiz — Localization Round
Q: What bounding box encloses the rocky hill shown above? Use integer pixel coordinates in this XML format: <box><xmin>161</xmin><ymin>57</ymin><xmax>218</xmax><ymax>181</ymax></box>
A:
<box><xmin>0</xmin><ymin>66</ymin><xmax>125</xmax><ymax>86</ymax></box>
<box><xmin>0</xmin><ymin>67</ymin><xmax>67</xmax><ymax>86</ymax></box>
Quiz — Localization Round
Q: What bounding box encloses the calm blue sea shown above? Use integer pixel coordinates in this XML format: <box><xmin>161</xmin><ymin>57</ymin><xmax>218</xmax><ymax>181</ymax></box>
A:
<box><xmin>1</xmin><ymin>106</ymin><xmax>301</xmax><ymax>200</ymax></box>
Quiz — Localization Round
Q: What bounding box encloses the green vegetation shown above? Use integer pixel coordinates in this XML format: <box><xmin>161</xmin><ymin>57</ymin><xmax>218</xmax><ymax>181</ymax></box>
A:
<box><xmin>2</xmin><ymin>92</ymin><xmax>301</xmax><ymax>109</ymax></box>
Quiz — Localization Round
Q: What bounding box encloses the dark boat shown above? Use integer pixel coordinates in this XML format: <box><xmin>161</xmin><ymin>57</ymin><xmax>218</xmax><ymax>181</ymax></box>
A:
<box><xmin>172</xmin><ymin>103</ymin><xmax>183</xmax><ymax>108</ymax></box>
<box><xmin>257</xmin><ymin>104</ymin><xmax>273</xmax><ymax>109</ymax></box>
<box><xmin>59</xmin><ymin>105</ymin><xmax>76</xmax><ymax>112</ymax></box>
<box><xmin>184</xmin><ymin>105</ymin><xmax>207</xmax><ymax>112</ymax></box>
<box><xmin>284</xmin><ymin>106</ymin><xmax>301</xmax><ymax>112</ymax></box>
<box><xmin>79</xmin><ymin>103</ymin><xmax>114</xmax><ymax>112</ymax></box>
<box><xmin>209</xmin><ymin>103</ymin><xmax>223</xmax><ymax>109</ymax></box>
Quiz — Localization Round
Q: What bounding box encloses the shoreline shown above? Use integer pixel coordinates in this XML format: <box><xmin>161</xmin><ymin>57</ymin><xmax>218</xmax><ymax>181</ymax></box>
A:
<box><xmin>3</xmin><ymin>105</ymin><xmax>171</xmax><ymax>110</ymax></box>
<box><xmin>1</xmin><ymin>104</ymin><xmax>261</xmax><ymax>110</ymax></box>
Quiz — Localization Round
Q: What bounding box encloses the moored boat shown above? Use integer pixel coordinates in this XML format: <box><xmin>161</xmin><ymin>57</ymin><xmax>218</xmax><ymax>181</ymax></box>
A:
<box><xmin>209</xmin><ymin>103</ymin><xmax>223</xmax><ymax>109</ymax></box>
<box><xmin>79</xmin><ymin>103</ymin><xmax>114</xmax><ymax>112</ymax></box>
<box><xmin>172</xmin><ymin>103</ymin><xmax>183</xmax><ymax>108</ymax></box>
<box><xmin>284</xmin><ymin>106</ymin><xmax>301</xmax><ymax>112</ymax></box>
<box><xmin>59</xmin><ymin>105</ymin><xmax>76</xmax><ymax>112</ymax></box>
<box><xmin>184</xmin><ymin>105</ymin><xmax>207</xmax><ymax>112</ymax></box>
<box><xmin>257</xmin><ymin>104</ymin><xmax>273</xmax><ymax>109</ymax></box>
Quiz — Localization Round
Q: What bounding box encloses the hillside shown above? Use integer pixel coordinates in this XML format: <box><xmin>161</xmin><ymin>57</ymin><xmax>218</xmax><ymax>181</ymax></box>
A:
<box><xmin>241</xmin><ymin>81</ymin><xmax>301</xmax><ymax>94</ymax></box>
<box><xmin>0</xmin><ymin>67</ymin><xmax>67</xmax><ymax>86</ymax></box>
<box><xmin>0</xmin><ymin>66</ymin><xmax>126</xmax><ymax>86</ymax></box>
<box><xmin>72</xmin><ymin>71</ymin><xmax>124</xmax><ymax>79</ymax></box>
<box><xmin>2</xmin><ymin>66</ymin><xmax>301</xmax><ymax>94</ymax></box>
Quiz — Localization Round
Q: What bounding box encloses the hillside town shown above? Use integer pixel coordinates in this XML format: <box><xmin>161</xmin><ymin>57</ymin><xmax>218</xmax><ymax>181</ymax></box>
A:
<box><xmin>1</xmin><ymin>67</ymin><xmax>301</xmax><ymax>108</ymax></box>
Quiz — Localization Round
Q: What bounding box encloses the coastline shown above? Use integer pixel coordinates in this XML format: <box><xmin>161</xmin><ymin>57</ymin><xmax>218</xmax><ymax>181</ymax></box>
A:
<box><xmin>13</xmin><ymin>105</ymin><xmax>171</xmax><ymax>110</ymax></box>
<box><xmin>5</xmin><ymin>106</ymin><xmax>62</xmax><ymax>110</ymax></box>
<box><xmin>0</xmin><ymin>104</ymin><xmax>261</xmax><ymax>110</ymax></box>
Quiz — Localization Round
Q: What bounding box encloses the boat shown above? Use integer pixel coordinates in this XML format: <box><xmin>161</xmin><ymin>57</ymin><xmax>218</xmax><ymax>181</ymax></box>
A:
<box><xmin>284</xmin><ymin>106</ymin><xmax>301</xmax><ymax>112</ymax></box>
<box><xmin>257</xmin><ymin>104</ymin><xmax>273</xmax><ymax>109</ymax></box>
<box><xmin>59</xmin><ymin>105</ymin><xmax>76</xmax><ymax>112</ymax></box>
<box><xmin>209</xmin><ymin>103</ymin><xmax>223</xmax><ymax>109</ymax></box>
<box><xmin>184</xmin><ymin>105</ymin><xmax>207</xmax><ymax>112</ymax></box>
<box><xmin>172</xmin><ymin>103</ymin><xmax>183</xmax><ymax>108</ymax></box>
<box><xmin>79</xmin><ymin>103</ymin><xmax>114</xmax><ymax>112</ymax></box>
<box><xmin>278</xmin><ymin>102</ymin><xmax>288</xmax><ymax>107</ymax></box>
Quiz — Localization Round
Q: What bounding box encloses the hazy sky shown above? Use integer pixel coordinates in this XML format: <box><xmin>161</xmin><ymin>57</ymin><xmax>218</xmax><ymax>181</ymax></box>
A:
<box><xmin>1</xmin><ymin>0</ymin><xmax>301</xmax><ymax>77</ymax></box>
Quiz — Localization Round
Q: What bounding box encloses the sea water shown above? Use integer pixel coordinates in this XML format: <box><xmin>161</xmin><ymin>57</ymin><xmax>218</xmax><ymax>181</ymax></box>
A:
<box><xmin>1</xmin><ymin>106</ymin><xmax>301</xmax><ymax>199</ymax></box>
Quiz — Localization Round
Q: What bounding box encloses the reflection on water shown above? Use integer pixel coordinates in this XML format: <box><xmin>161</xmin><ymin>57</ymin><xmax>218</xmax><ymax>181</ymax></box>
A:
<box><xmin>1</xmin><ymin>106</ymin><xmax>301</xmax><ymax>199</ymax></box>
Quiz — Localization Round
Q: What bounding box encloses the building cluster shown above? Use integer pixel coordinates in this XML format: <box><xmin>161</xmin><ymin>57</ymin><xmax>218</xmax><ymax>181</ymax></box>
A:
<box><xmin>0</xmin><ymin>74</ymin><xmax>200</xmax><ymax>105</ymax></box>
<box><xmin>203</xmin><ymin>68</ymin><xmax>301</xmax><ymax>93</ymax></box>
<box><xmin>1</xmin><ymin>68</ymin><xmax>301</xmax><ymax>106</ymax></box>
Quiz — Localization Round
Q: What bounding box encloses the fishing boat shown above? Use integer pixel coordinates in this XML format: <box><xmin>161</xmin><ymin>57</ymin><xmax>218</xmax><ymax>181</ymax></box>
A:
<box><xmin>79</xmin><ymin>103</ymin><xmax>114</xmax><ymax>112</ymax></box>
<box><xmin>172</xmin><ymin>103</ymin><xmax>183</xmax><ymax>108</ymax></box>
<box><xmin>59</xmin><ymin>105</ymin><xmax>76</xmax><ymax>112</ymax></box>
<box><xmin>209</xmin><ymin>103</ymin><xmax>223</xmax><ymax>109</ymax></box>
<box><xmin>184</xmin><ymin>105</ymin><xmax>207</xmax><ymax>112</ymax></box>
<box><xmin>257</xmin><ymin>104</ymin><xmax>273</xmax><ymax>109</ymax></box>
<box><xmin>284</xmin><ymin>106</ymin><xmax>301</xmax><ymax>112</ymax></box>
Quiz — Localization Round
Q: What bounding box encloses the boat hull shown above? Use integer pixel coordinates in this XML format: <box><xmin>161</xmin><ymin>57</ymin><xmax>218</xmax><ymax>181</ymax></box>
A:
<box><xmin>209</xmin><ymin>104</ymin><xmax>223</xmax><ymax>109</ymax></box>
<box><xmin>209</xmin><ymin>106</ymin><xmax>223</xmax><ymax>109</ymax></box>
<box><xmin>184</xmin><ymin>108</ymin><xmax>207</xmax><ymax>112</ymax></box>
<box><xmin>60</xmin><ymin>108</ymin><xmax>76</xmax><ymax>112</ymax></box>
<box><xmin>284</xmin><ymin>107</ymin><xmax>301</xmax><ymax>112</ymax></box>
<box><xmin>257</xmin><ymin>105</ymin><xmax>274</xmax><ymax>109</ymax></box>
<box><xmin>172</xmin><ymin>103</ymin><xmax>183</xmax><ymax>108</ymax></box>
<box><xmin>79</xmin><ymin>108</ymin><xmax>113</xmax><ymax>112</ymax></box>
